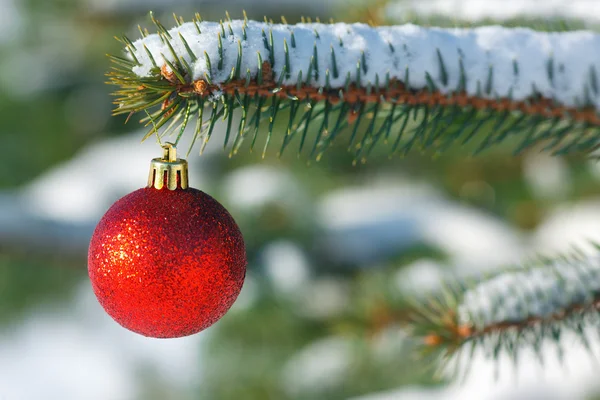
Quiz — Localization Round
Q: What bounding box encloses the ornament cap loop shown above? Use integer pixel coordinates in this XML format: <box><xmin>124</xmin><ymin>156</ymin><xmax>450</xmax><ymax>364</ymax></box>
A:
<box><xmin>162</xmin><ymin>142</ymin><xmax>178</xmax><ymax>162</ymax></box>
<box><xmin>148</xmin><ymin>142</ymin><xmax>189</xmax><ymax>190</ymax></box>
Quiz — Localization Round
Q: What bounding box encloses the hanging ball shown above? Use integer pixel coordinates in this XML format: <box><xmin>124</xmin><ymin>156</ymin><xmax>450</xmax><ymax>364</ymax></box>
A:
<box><xmin>88</xmin><ymin>144</ymin><xmax>246</xmax><ymax>338</ymax></box>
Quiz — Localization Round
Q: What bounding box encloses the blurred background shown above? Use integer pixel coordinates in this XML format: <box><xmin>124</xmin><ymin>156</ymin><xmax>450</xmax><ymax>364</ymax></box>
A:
<box><xmin>2</xmin><ymin>0</ymin><xmax>600</xmax><ymax>399</ymax></box>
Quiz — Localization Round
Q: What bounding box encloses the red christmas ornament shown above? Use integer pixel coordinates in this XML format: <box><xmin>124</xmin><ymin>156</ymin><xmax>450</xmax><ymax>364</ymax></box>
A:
<box><xmin>88</xmin><ymin>143</ymin><xmax>246</xmax><ymax>338</ymax></box>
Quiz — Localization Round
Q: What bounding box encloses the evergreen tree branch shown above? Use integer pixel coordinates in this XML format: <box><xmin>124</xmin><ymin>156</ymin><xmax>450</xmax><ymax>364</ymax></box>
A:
<box><xmin>409</xmin><ymin>249</ymin><xmax>600</xmax><ymax>376</ymax></box>
<box><xmin>108</xmin><ymin>12</ymin><xmax>600</xmax><ymax>160</ymax></box>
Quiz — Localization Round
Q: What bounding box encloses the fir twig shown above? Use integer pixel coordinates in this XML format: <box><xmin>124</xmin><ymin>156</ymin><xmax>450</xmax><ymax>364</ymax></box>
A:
<box><xmin>409</xmin><ymin>250</ymin><xmax>600</xmax><ymax>376</ymax></box>
<box><xmin>108</xmin><ymin>14</ymin><xmax>600</xmax><ymax>160</ymax></box>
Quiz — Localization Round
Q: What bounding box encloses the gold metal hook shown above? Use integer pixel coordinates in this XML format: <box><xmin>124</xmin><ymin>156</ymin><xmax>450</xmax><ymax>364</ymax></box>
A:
<box><xmin>147</xmin><ymin>143</ymin><xmax>189</xmax><ymax>190</ymax></box>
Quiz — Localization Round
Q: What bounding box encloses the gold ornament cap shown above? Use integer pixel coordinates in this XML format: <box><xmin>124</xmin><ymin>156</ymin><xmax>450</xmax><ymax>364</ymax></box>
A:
<box><xmin>147</xmin><ymin>143</ymin><xmax>189</xmax><ymax>190</ymax></box>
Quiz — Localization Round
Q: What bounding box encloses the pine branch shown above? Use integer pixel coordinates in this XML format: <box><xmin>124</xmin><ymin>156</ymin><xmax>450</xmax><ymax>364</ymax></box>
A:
<box><xmin>409</xmin><ymin>249</ymin><xmax>600</xmax><ymax>377</ymax></box>
<box><xmin>108</xmin><ymin>13</ymin><xmax>600</xmax><ymax>160</ymax></box>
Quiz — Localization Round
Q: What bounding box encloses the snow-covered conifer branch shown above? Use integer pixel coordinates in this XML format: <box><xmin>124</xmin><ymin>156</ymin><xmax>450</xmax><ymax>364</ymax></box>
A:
<box><xmin>410</xmin><ymin>250</ymin><xmax>600</xmax><ymax>376</ymax></box>
<box><xmin>108</xmin><ymin>12</ymin><xmax>600</xmax><ymax>160</ymax></box>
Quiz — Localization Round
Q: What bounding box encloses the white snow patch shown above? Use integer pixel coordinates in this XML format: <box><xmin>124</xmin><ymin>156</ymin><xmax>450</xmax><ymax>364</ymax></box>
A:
<box><xmin>352</xmin><ymin>321</ymin><xmax>600</xmax><ymax>400</ymax></box>
<box><xmin>318</xmin><ymin>183</ymin><xmax>524</xmax><ymax>268</ymax></box>
<box><xmin>350</xmin><ymin>386</ymin><xmax>449</xmax><ymax>400</ymax></box>
<box><xmin>0</xmin><ymin>282</ymin><xmax>206</xmax><ymax>400</ymax></box>
<box><xmin>532</xmin><ymin>200</ymin><xmax>600</xmax><ymax>255</ymax></box>
<box><xmin>522</xmin><ymin>153</ymin><xmax>571</xmax><ymax>199</ymax></box>
<box><xmin>222</xmin><ymin>165</ymin><xmax>304</xmax><ymax>210</ymax></box>
<box><xmin>389</xmin><ymin>0</ymin><xmax>600</xmax><ymax>24</ymax></box>
<box><xmin>394</xmin><ymin>259</ymin><xmax>447</xmax><ymax>294</ymax></box>
<box><xmin>282</xmin><ymin>336</ymin><xmax>353</xmax><ymax>396</ymax></box>
<box><xmin>0</xmin><ymin>0</ymin><xmax>22</xmax><ymax>44</ymax></box>
<box><xmin>262</xmin><ymin>240</ymin><xmax>310</xmax><ymax>295</ymax></box>
<box><xmin>296</xmin><ymin>278</ymin><xmax>350</xmax><ymax>319</ymax></box>
<box><xmin>318</xmin><ymin>183</ymin><xmax>440</xmax><ymax>263</ymax></box>
<box><xmin>131</xmin><ymin>20</ymin><xmax>600</xmax><ymax>110</ymax></box>
<box><xmin>420</xmin><ymin>203</ymin><xmax>525</xmax><ymax>271</ymax></box>
<box><xmin>351</xmin><ymin>330</ymin><xmax>600</xmax><ymax>399</ymax></box>
<box><xmin>319</xmin><ymin>183</ymin><xmax>440</xmax><ymax>230</ymax></box>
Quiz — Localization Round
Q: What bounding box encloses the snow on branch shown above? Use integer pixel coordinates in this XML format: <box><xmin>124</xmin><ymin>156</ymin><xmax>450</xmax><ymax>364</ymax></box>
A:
<box><xmin>109</xmin><ymin>13</ymin><xmax>600</xmax><ymax>160</ymax></box>
<box><xmin>132</xmin><ymin>19</ymin><xmax>600</xmax><ymax>109</ymax></box>
<box><xmin>410</xmin><ymin>251</ymin><xmax>600</xmax><ymax>374</ymax></box>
